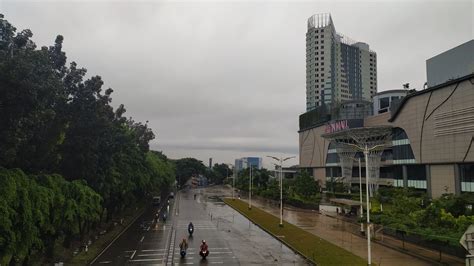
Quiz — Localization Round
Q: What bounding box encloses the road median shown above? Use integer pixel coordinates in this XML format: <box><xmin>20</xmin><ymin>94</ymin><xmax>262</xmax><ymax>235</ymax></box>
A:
<box><xmin>224</xmin><ymin>198</ymin><xmax>367</xmax><ymax>266</ymax></box>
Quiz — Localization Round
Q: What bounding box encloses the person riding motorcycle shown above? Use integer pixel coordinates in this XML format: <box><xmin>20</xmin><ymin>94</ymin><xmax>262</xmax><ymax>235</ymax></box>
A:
<box><xmin>188</xmin><ymin>222</ymin><xmax>194</xmax><ymax>235</ymax></box>
<box><xmin>199</xmin><ymin>240</ymin><xmax>209</xmax><ymax>259</ymax></box>
<box><xmin>179</xmin><ymin>238</ymin><xmax>188</xmax><ymax>258</ymax></box>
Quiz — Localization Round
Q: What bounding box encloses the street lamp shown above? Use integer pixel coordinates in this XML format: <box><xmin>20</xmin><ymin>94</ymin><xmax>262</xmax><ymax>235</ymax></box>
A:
<box><xmin>242</xmin><ymin>158</ymin><xmax>253</xmax><ymax>209</ymax></box>
<box><xmin>225</xmin><ymin>163</ymin><xmax>235</xmax><ymax>200</ymax></box>
<box><xmin>267</xmin><ymin>155</ymin><xmax>295</xmax><ymax>227</ymax></box>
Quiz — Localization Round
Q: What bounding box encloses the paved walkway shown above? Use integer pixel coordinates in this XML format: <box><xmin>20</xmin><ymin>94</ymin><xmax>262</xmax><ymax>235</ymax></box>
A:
<box><xmin>234</xmin><ymin>190</ymin><xmax>464</xmax><ymax>265</ymax></box>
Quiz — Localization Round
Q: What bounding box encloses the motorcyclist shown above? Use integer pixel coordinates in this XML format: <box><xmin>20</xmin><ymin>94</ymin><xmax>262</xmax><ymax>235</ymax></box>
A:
<box><xmin>162</xmin><ymin>212</ymin><xmax>167</xmax><ymax>222</ymax></box>
<box><xmin>199</xmin><ymin>240</ymin><xmax>209</xmax><ymax>259</ymax></box>
<box><xmin>188</xmin><ymin>222</ymin><xmax>194</xmax><ymax>235</ymax></box>
<box><xmin>179</xmin><ymin>238</ymin><xmax>188</xmax><ymax>258</ymax></box>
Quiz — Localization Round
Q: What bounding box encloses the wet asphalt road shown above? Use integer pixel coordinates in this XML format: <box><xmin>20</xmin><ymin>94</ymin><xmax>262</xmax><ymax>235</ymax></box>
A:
<box><xmin>92</xmin><ymin>186</ymin><xmax>307</xmax><ymax>265</ymax></box>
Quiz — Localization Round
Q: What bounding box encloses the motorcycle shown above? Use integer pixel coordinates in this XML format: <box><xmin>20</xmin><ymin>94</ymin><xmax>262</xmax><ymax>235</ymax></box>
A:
<box><xmin>199</xmin><ymin>249</ymin><xmax>209</xmax><ymax>259</ymax></box>
<box><xmin>188</xmin><ymin>223</ymin><xmax>194</xmax><ymax>236</ymax></box>
<box><xmin>180</xmin><ymin>249</ymin><xmax>186</xmax><ymax>258</ymax></box>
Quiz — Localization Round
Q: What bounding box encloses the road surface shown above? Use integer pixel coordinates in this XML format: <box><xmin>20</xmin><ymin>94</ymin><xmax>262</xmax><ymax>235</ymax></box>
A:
<box><xmin>92</xmin><ymin>186</ymin><xmax>307</xmax><ymax>265</ymax></box>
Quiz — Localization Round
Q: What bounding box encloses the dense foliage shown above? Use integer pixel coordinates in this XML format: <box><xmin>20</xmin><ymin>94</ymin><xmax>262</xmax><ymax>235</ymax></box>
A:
<box><xmin>372</xmin><ymin>188</ymin><xmax>474</xmax><ymax>246</ymax></box>
<box><xmin>235</xmin><ymin>169</ymin><xmax>320</xmax><ymax>206</ymax></box>
<box><xmin>0</xmin><ymin>14</ymin><xmax>175</xmax><ymax>264</ymax></box>
<box><xmin>175</xmin><ymin>158</ymin><xmax>207</xmax><ymax>187</ymax></box>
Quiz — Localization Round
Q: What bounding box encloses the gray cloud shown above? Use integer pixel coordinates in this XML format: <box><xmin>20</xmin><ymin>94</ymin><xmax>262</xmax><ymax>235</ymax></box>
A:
<box><xmin>2</xmin><ymin>0</ymin><xmax>472</xmax><ymax>168</ymax></box>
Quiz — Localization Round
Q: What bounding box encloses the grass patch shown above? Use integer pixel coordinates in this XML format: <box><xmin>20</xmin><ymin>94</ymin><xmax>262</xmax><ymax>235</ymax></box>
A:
<box><xmin>224</xmin><ymin>198</ymin><xmax>367</xmax><ymax>266</ymax></box>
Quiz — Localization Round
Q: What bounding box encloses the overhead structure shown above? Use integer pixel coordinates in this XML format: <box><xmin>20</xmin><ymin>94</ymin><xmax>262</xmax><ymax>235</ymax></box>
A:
<box><xmin>322</xmin><ymin>125</ymin><xmax>393</xmax><ymax>266</ymax></box>
<box><xmin>334</xmin><ymin>142</ymin><xmax>358</xmax><ymax>191</ymax></box>
<box><xmin>323</xmin><ymin>126</ymin><xmax>393</xmax><ymax>196</ymax></box>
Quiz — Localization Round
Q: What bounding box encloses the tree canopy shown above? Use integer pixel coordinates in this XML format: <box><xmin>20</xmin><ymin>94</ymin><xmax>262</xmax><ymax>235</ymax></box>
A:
<box><xmin>0</xmin><ymin>14</ymin><xmax>175</xmax><ymax>264</ymax></box>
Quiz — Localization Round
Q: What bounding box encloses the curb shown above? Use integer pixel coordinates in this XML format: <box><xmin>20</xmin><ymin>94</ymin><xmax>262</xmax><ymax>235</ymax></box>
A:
<box><xmin>372</xmin><ymin>239</ymin><xmax>448</xmax><ymax>266</ymax></box>
<box><xmin>89</xmin><ymin>207</ymin><xmax>146</xmax><ymax>265</ymax></box>
<box><xmin>223</xmin><ymin>199</ymin><xmax>316</xmax><ymax>265</ymax></box>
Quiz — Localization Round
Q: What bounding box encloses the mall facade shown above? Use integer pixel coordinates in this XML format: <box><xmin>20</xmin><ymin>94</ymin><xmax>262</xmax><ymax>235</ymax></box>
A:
<box><xmin>299</xmin><ymin>40</ymin><xmax>474</xmax><ymax>198</ymax></box>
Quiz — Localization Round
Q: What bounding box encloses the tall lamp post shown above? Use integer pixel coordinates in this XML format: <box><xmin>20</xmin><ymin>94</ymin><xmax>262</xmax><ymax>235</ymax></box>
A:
<box><xmin>343</xmin><ymin>143</ymin><xmax>386</xmax><ymax>266</ymax></box>
<box><xmin>225</xmin><ymin>163</ymin><xmax>234</xmax><ymax>200</ymax></box>
<box><xmin>242</xmin><ymin>158</ymin><xmax>253</xmax><ymax>209</ymax></box>
<box><xmin>249</xmin><ymin>165</ymin><xmax>253</xmax><ymax>209</ymax></box>
<box><xmin>267</xmin><ymin>155</ymin><xmax>295</xmax><ymax>227</ymax></box>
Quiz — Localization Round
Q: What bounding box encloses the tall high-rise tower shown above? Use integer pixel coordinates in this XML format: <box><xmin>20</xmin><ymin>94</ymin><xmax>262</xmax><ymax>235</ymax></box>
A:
<box><xmin>306</xmin><ymin>14</ymin><xmax>377</xmax><ymax>111</ymax></box>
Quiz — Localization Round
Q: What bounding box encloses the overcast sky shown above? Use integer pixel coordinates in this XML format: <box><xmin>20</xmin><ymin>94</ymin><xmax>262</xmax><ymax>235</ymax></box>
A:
<box><xmin>1</xmin><ymin>0</ymin><xmax>473</xmax><ymax>168</ymax></box>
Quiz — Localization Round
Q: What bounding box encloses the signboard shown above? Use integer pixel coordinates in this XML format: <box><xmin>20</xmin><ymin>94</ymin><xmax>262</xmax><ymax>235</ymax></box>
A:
<box><xmin>324</xmin><ymin>119</ymin><xmax>364</xmax><ymax>134</ymax></box>
<box><xmin>460</xmin><ymin>224</ymin><xmax>474</xmax><ymax>254</ymax></box>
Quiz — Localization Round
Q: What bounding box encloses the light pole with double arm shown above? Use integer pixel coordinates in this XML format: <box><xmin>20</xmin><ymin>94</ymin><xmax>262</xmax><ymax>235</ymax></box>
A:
<box><xmin>267</xmin><ymin>155</ymin><xmax>295</xmax><ymax>227</ymax></box>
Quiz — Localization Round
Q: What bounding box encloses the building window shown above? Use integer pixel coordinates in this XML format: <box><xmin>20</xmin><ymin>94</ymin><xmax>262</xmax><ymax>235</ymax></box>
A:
<box><xmin>320</xmin><ymin>57</ymin><xmax>324</xmax><ymax>60</ymax></box>
<box><xmin>320</xmin><ymin>34</ymin><xmax>324</xmax><ymax>38</ymax></box>
<box><xmin>460</xmin><ymin>164</ymin><xmax>474</xmax><ymax>192</ymax></box>
<box><xmin>320</xmin><ymin>46</ymin><xmax>324</xmax><ymax>49</ymax></box>
<box><xmin>380</xmin><ymin>97</ymin><xmax>390</xmax><ymax>109</ymax></box>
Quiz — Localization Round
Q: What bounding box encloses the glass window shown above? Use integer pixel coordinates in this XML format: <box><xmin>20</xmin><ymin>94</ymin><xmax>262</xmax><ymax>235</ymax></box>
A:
<box><xmin>407</xmin><ymin>165</ymin><xmax>426</xmax><ymax>180</ymax></box>
<box><xmin>380</xmin><ymin>97</ymin><xmax>389</xmax><ymax>109</ymax></box>
<box><xmin>460</xmin><ymin>164</ymin><xmax>474</xmax><ymax>192</ymax></box>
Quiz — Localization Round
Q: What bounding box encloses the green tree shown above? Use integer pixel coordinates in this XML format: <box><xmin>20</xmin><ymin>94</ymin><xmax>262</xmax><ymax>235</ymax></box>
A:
<box><xmin>175</xmin><ymin>158</ymin><xmax>207</xmax><ymax>187</ymax></box>
<box><xmin>294</xmin><ymin>170</ymin><xmax>319</xmax><ymax>198</ymax></box>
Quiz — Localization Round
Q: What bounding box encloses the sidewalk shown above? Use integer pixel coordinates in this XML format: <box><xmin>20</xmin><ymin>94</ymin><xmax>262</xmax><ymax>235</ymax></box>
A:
<box><xmin>244</xmin><ymin>195</ymin><xmax>464</xmax><ymax>266</ymax></box>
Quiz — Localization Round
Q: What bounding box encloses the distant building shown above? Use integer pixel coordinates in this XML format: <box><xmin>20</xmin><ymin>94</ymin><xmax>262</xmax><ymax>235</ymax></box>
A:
<box><xmin>234</xmin><ymin>157</ymin><xmax>262</xmax><ymax>172</ymax></box>
<box><xmin>426</xmin><ymin>40</ymin><xmax>474</xmax><ymax>87</ymax></box>
<box><xmin>306</xmin><ymin>13</ymin><xmax>377</xmax><ymax>111</ymax></box>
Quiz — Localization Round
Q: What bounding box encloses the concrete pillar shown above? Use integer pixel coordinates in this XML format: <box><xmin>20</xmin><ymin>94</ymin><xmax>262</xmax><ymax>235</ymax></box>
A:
<box><xmin>402</xmin><ymin>165</ymin><xmax>408</xmax><ymax>188</ymax></box>
<box><xmin>330</xmin><ymin>167</ymin><xmax>334</xmax><ymax>192</ymax></box>
<box><xmin>425</xmin><ymin>165</ymin><xmax>432</xmax><ymax>198</ymax></box>
<box><xmin>454</xmin><ymin>164</ymin><xmax>461</xmax><ymax>196</ymax></box>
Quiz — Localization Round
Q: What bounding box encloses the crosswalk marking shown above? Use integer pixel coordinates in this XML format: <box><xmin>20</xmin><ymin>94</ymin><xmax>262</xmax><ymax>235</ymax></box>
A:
<box><xmin>138</xmin><ymin>253</ymin><xmax>165</xmax><ymax>257</ymax></box>
<box><xmin>142</xmin><ymin>248</ymin><xmax>166</xmax><ymax>252</ymax></box>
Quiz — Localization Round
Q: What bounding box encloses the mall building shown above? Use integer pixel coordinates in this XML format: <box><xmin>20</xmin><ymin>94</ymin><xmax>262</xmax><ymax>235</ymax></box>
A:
<box><xmin>299</xmin><ymin>40</ymin><xmax>474</xmax><ymax>198</ymax></box>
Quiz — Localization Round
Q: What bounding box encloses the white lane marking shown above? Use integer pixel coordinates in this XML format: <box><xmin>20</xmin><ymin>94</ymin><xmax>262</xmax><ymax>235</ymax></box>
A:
<box><xmin>130</xmin><ymin>250</ymin><xmax>137</xmax><ymax>260</ymax></box>
<box><xmin>205</xmin><ymin>251</ymin><xmax>232</xmax><ymax>254</ymax></box>
<box><xmin>124</xmin><ymin>250</ymin><xmax>135</xmax><ymax>253</ymax></box>
<box><xmin>98</xmin><ymin>261</ymin><xmax>111</xmax><ymax>264</ymax></box>
<box><xmin>137</xmin><ymin>253</ymin><xmax>165</xmax><ymax>257</ymax></box>
<box><xmin>139</xmin><ymin>235</ymin><xmax>145</xmax><ymax>242</ymax></box>
<box><xmin>210</xmin><ymin>262</ymin><xmax>224</xmax><ymax>264</ymax></box>
<box><xmin>129</xmin><ymin>258</ymin><xmax>163</xmax><ymax>262</ymax></box>
<box><xmin>142</xmin><ymin>248</ymin><xmax>166</xmax><ymax>252</ymax></box>
<box><xmin>171</xmin><ymin>247</ymin><xmax>229</xmax><ymax>251</ymax></box>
